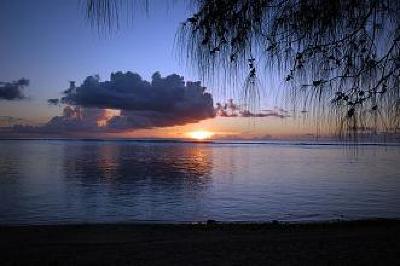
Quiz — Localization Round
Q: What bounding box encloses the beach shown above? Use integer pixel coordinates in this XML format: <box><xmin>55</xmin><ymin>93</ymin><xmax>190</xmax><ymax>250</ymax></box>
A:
<box><xmin>1</xmin><ymin>140</ymin><xmax>400</xmax><ymax>265</ymax></box>
<box><xmin>1</xmin><ymin>220</ymin><xmax>400</xmax><ymax>265</ymax></box>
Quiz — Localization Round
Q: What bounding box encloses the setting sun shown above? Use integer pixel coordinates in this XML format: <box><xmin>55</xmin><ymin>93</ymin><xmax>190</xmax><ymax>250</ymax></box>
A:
<box><xmin>188</xmin><ymin>130</ymin><xmax>214</xmax><ymax>140</ymax></box>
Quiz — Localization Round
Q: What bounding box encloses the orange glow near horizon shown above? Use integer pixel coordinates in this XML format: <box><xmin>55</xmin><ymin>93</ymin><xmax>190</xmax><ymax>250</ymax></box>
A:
<box><xmin>109</xmin><ymin>117</ymin><xmax>321</xmax><ymax>140</ymax></box>
<box><xmin>187</xmin><ymin>130</ymin><xmax>214</xmax><ymax>140</ymax></box>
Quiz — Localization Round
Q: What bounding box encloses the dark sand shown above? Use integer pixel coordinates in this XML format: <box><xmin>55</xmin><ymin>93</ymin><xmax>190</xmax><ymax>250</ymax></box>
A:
<box><xmin>1</xmin><ymin>220</ymin><xmax>400</xmax><ymax>265</ymax></box>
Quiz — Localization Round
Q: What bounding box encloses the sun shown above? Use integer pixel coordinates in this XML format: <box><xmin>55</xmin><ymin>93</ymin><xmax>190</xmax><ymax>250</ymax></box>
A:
<box><xmin>188</xmin><ymin>130</ymin><xmax>214</xmax><ymax>140</ymax></box>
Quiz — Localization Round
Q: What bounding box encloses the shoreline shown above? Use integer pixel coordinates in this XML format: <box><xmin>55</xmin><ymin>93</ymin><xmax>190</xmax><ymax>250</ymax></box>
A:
<box><xmin>2</xmin><ymin>219</ymin><xmax>399</xmax><ymax>265</ymax></box>
<box><xmin>1</xmin><ymin>217</ymin><xmax>399</xmax><ymax>226</ymax></box>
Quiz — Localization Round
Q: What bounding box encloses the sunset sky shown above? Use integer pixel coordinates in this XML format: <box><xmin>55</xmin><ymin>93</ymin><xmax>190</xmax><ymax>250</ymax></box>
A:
<box><xmin>0</xmin><ymin>0</ymin><xmax>317</xmax><ymax>139</ymax></box>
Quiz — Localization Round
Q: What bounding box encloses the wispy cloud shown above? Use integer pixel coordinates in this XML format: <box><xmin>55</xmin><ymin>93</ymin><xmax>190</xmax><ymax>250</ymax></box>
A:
<box><xmin>215</xmin><ymin>99</ymin><xmax>290</xmax><ymax>118</ymax></box>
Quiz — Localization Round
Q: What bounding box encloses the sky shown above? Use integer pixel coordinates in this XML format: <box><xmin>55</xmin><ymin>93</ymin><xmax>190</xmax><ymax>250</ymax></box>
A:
<box><xmin>0</xmin><ymin>0</ymin><xmax>315</xmax><ymax>139</ymax></box>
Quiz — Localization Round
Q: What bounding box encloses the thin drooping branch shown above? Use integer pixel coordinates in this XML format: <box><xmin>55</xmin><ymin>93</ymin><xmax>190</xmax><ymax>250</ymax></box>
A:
<box><xmin>84</xmin><ymin>0</ymin><xmax>400</xmax><ymax>137</ymax></box>
<box><xmin>178</xmin><ymin>0</ymin><xmax>400</xmax><ymax>137</ymax></box>
<box><xmin>84</xmin><ymin>0</ymin><xmax>148</xmax><ymax>32</ymax></box>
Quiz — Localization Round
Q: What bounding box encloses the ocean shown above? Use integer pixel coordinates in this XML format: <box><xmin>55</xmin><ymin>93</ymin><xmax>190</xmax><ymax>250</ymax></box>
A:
<box><xmin>1</xmin><ymin>139</ymin><xmax>400</xmax><ymax>224</ymax></box>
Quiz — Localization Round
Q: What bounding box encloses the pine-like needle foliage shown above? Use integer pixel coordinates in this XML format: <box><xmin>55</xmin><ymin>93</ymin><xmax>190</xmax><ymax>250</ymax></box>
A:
<box><xmin>86</xmin><ymin>0</ymin><xmax>400</xmax><ymax>137</ymax></box>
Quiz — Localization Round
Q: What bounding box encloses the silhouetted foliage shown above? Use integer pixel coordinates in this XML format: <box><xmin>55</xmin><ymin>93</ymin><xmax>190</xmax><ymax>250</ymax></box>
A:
<box><xmin>84</xmin><ymin>0</ymin><xmax>148</xmax><ymax>32</ymax></box>
<box><xmin>86</xmin><ymin>0</ymin><xmax>400</xmax><ymax>136</ymax></box>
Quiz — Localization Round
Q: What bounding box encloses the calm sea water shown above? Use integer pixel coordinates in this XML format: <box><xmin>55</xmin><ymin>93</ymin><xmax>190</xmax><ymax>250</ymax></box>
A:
<box><xmin>1</xmin><ymin>139</ymin><xmax>400</xmax><ymax>224</ymax></box>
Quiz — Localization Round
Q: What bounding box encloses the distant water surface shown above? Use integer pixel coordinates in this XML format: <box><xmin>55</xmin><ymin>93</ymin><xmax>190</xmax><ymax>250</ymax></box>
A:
<box><xmin>0</xmin><ymin>139</ymin><xmax>400</xmax><ymax>224</ymax></box>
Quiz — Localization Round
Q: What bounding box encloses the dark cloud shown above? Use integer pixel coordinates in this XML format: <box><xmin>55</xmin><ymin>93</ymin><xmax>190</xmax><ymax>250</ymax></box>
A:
<box><xmin>61</xmin><ymin>71</ymin><xmax>214</xmax><ymax>113</ymax></box>
<box><xmin>216</xmin><ymin>99</ymin><xmax>290</xmax><ymax>118</ymax></box>
<box><xmin>108</xmin><ymin>108</ymin><xmax>211</xmax><ymax>129</ymax></box>
<box><xmin>34</xmin><ymin>71</ymin><xmax>214</xmax><ymax>133</ymax></box>
<box><xmin>0</xmin><ymin>78</ymin><xmax>29</xmax><ymax>100</ymax></box>
<box><xmin>47</xmin><ymin>98</ymin><xmax>60</xmax><ymax>105</ymax></box>
<box><xmin>11</xmin><ymin>107</ymin><xmax>117</xmax><ymax>133</ymax></box>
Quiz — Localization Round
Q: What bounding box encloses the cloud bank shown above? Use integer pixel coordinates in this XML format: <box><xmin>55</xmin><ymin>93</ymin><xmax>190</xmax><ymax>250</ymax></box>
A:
<box><xmin>27</xmin><ymin>72</ymin><xmax>214</xmax><ymax>133</ymax></box>
<box><xmin>5</xmin><ymin>72</ymin><xmax>289</xmax><ymax>136</ymax></box>
<box><xmin>0</xmin><ymin>78</ymin><xmax>29</xmax><ymax>100</ymax></box>
<box><xmin>0</xmin><ymin>116</ymin><xmax>25</xmax><ymax>127</ymax></box>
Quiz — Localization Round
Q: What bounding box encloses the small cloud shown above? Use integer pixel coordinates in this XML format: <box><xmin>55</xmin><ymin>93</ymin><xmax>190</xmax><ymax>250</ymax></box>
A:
<box><xmin>0</xmin><ymin>78</ymin><xmax>29</xmax><ymax>100</ymax></box>
<box><xmin>47</xmin><ymin>98</ymin><xmax>60</xmax><ymax>105</ymax></box>
<box><xmin>216</xmin><ymin>99</ymin><xmax>290</xmax><ymax>118</ymax></box>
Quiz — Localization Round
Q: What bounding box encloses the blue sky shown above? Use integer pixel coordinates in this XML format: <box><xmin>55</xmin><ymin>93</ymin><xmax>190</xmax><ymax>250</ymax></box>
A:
<box><xmin>0</xmin><ymin>0</ymin><xmax>312</xmax><ymax>139</ymax></box>
<box><xmin>1</xmin><ymin>0</ymin><xmax>195</xmax><ymax>122</ymax></box>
